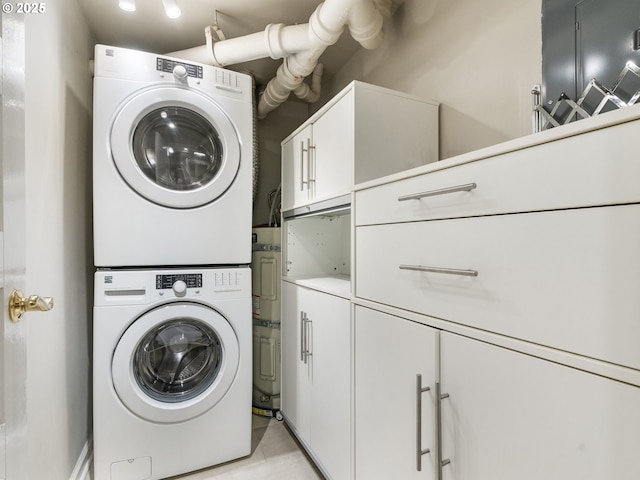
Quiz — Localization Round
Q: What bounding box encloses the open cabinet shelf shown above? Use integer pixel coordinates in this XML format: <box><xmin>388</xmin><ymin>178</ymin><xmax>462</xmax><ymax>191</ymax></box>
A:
<box><xmin>282</xmin><ymin>206</ymin><xmax>351</xmax><ymax>297</ymax></box>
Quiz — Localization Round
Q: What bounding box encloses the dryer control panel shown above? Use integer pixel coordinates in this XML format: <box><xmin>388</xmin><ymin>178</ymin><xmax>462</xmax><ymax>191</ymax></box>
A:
<box><xmin>156</xmin><ymin>58</ymin><xmax>203</xmax><ymax>79</ymax></box>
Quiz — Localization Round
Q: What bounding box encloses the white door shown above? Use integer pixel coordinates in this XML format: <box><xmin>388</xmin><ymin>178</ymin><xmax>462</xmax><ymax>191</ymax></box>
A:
<box><xmin>354</xmin><ymin>306</ymin><xmax>438</xmax><ymax>480</ymax></box>
<box><xmin>1</xmin><ymin>10</ymin><xmax>27</xmax><ymax>480</ymax></box>
<box><xmin>306</xmin><ymin>287</ymin><xmax>350</xmax><ymax>480</ymax></box>
<box><xmin>281</xmin><ymin>125</ymin><xmax>312</xmax><ymax>212</ymax></box>
<box><xmin>440</xmin><ymin>332</ymin><xmax>640</xmax><ymax>480</ymax></box>
<box><xmin>280</xmin><ymin>281</ymin><xmax>312</xmax><ymax>438</ymax></box>
<box><xmin>311</xmin><ymin>90</ymin><xmax>354</xmax><ymax>203</ymax></box>
<box><xmin>280</xmin><ymin>282</ymin><xmax>351</xmax><ymax>479</ymax></box>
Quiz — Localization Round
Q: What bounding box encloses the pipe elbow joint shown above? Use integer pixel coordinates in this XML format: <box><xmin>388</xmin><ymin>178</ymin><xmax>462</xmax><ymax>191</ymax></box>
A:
<box><xmin>348</xmin><ymin>2</ymin><xmax>385</xmax><ymax>50</ymax></box>
<box><xmin>350</xmin><ymin>24</ymin><xmax>384</xmax><ymax>50</ymax></box>
<box><xmin>277</xmin><ymin>60</ymin><xmax>305</xmax><ymax>89</ymax></box>
<box><xmin>309</xmin><ymin>6</ymin><xmax>344</xmax><ymax>47</ymax></box>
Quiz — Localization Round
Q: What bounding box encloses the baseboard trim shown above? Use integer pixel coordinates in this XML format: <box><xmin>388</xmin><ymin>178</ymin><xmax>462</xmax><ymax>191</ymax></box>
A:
<box><xmin>69</xmin><ymin>436</ymin><xmax>93</xmax><ymax>480</ymax></box>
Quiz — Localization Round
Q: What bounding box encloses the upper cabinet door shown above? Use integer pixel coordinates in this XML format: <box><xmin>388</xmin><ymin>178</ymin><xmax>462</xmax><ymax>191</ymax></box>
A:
<box><xmin>311</xmin><ymin>90</ymin><xmax>354</xmax><ymax>203</ymax></box>
<box><xmin>281</xmin><ymin>124</ymin><xmax>313</xmax><ymax>211</ymax></box>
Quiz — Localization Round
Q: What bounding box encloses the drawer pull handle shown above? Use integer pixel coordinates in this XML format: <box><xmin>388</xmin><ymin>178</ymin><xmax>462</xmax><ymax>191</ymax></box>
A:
<box><xmin>416</xmin><ymin>374</ymin><xmax>432</xmax><ymax>472</ymax></box>
<box><xmin>397</xmin><ymin>182</ymin><xmax>477</xmax><ymax>202</ymax></box>
<box><xmin>400</xmin><ymin>264</ymin><xmax>479</xmax><ymax>277</ymax></box>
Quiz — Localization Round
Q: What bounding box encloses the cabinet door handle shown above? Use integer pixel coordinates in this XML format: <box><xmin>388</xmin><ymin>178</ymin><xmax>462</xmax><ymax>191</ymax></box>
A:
<box><xmin>308</xmin><ymin>139</ymin><xmax>316</xmax><ymax>184</ymax></box>
<box><xmin>398</xmin><ymin>182</ymin><xmax>477</xmax><ymax>202</ymax></box>
<box><xmin>300</xmin><ymin>311</ymin><xmax>305</xmax><ymax>362</ymax></box>
<box><xmin>436</xmin><ymin>381</ymin><xmax>451</xmax><ymax>475</ymax></box>
<box><xmin>399</xmin><ymin>264</ymin><xmax>479</xmax><ymax>277</ymax></box>
<box><xmin>303</xmin><ymin>312</ymin><xmax>309</xmax><ymax>364</ymax></box>
<box><xmin>416</xmin><ymin>374</ymin><xmax>432</xmax><ymax>472</ymax></box>
<box><xmin>303</xmin><ymin>315</ymin><xmax>313</xmax><ymax>364</ymax></box>
<box><xmin>300</xmin><ymin>141</ymin><xmax>308</xmax><ymax>190</ymax></box>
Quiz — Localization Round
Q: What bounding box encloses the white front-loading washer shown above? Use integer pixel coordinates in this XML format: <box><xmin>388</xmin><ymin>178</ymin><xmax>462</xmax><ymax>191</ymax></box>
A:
<box><xmin>93</xmin><ymin>267</ymin><xmax>251</xmax><ymax>480</ymax></box>
<box><xmin>93</xmin><ymin>44</ymin><xmax>253</xmax><ymax>267</ymax></box>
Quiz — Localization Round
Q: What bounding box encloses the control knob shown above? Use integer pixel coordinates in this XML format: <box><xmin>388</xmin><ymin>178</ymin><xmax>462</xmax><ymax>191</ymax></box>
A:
<box><xmin>173</xmin><ymin>280</ymin><xmax>187</xmax><ymax>297</ymax></box>
<box><xmin>173</xmin><ymin>64</ymin><xmax>188</xmax><ymax>80</ymax></box>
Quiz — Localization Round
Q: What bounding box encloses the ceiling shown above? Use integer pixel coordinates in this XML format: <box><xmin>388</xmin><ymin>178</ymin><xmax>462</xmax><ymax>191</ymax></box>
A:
<box><xmin>78</xmin><ymin>0</ymin><xmax>370</xmax><ymax>87</ymax></box>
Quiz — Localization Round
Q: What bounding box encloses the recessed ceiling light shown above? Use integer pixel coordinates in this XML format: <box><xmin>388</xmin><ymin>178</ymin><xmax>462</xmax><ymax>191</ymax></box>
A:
<box><xmin>118</xmin><ymin>0</ymin><xmax>136</xmax><ymax>12</ymax></box>
<box><xmin>161</xmin><ymin>0</ymin><xmax>181</xmax><ymax>19</ymax></box>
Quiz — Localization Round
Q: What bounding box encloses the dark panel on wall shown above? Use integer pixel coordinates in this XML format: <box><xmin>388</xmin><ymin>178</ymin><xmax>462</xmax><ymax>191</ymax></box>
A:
<box><xmin>542</xmin><ymin>0</ymin><xmax>640</xmax><ymax>108</ymax></box>
<box><xmin>541</xmin><ymin>0</ymin><xmax>577</xmax><ymax>107</ymax></box>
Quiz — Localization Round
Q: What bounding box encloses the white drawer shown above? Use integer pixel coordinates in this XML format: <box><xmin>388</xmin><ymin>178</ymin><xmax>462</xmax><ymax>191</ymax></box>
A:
<box><xmin>355</xmin><ymin>119</ymin><xmax>640</xmax><ymax>225</ymax></box>
<box><xmin>355</xmin><ymin>204</ymin><xmax>640</xmax><ymax>370</ymax></box>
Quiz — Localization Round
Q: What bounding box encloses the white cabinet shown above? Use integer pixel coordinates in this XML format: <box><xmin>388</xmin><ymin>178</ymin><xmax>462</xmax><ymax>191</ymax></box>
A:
<box><xmin>280</xmin><ymin>81</ymin><xmax>438</xmax><ymax>478</ymax></box>
<box><xmin>354</xmin><ymin>306</ymin><xmax>438</xmax><ymax>480</ymax></box>
<box><xmin>281</xmin><ymin>90</ymin><xmax>353</xmax><ymax>211</ymax></box>
<box><xmin>439</xmin><ymin>332</ymin><xmax>640</xmax><ymax>480</ymax></box>
<box><xmin>281</xmin><ymin>81</ymin><xmax>439</xmax><ymax>212</ymax></box>
<box><xmin>354</xmin><ymin>307</ymin><xmax>640</xmax><ymax>480</ymax></box>
<box><xmin>281</xmin><ymin>281</ymin><xmax>351</xmax><ymax>479</ymax></box>
<box><xmin>353</xmin><ymin>112</ymin><xmax>640</xmax><ymax>479</ymax></box>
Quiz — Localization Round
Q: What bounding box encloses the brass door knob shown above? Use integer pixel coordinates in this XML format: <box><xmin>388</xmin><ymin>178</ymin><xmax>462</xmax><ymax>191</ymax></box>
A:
<box><xmin>8</xmin><ymin>289</ymin><xmax>54</xmax><ymax>323</ymax></box>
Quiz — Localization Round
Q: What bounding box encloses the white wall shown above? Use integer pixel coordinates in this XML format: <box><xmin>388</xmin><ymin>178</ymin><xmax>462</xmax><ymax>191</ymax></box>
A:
<box><xmin>322</xmin><ymin>0</ymin><xmax>542</xmax><ymax>160</ymax></box>
<box><xmin>24</xmin><ymin>0</ymin><xmax>94</xmax><ymax>477</ymax></box>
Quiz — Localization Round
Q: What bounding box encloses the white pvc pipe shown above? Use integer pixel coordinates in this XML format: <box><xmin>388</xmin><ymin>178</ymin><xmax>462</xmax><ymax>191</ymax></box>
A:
<box><xmin>293</xmin><ymin>63</ymin><xmax>324</xmax><ymax>102</ymax></box>
<box><xmin>168</xmin><ymin>0</ymin><xmax>389</xmax><ymax>118</ymax></box>
<box><xmin>166</xmin><ymin>45</ymin><xmax>212</xmax><ymax>65</ymax></box>
<box><xmin>212</xmin><ymin>24</ymin><xmax>314</xmax><ymax>66</ymax></box>
<box><xmin>169</xmin><ymin>23</ymin><xmax>314</xmax><ymax>67</ymax></box>
<box><xmin>347</xmin><ymin>0</ymin><xmax>385</xmax><ymax>49</ymax></box>
<box><xmin>258</xmin><ymin>0</ymin><xmax>387</xmax><ymax>117</ymax></box>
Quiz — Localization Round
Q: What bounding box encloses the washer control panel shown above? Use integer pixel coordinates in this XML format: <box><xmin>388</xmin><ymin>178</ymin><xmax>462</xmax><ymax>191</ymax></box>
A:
<box><xmin>95</xmin><ymin>268</ymin><xmax>250</xmax><ymax>306</ymax></box>
<box><xmin>154</xmin><ymin>270</ymin><xmax>245</xmax><ymax>298</ymax></box>
<box><xmin>156</xmin><ymin>273</ymin><xmax>202</xmax><ymax>290</ymax></box>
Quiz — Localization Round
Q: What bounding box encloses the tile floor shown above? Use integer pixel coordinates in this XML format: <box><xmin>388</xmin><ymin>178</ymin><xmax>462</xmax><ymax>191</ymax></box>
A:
<box><xmin>169</xmin><ymin>415</ymin><xmax>324</xmax><ymax>480</ymax></box>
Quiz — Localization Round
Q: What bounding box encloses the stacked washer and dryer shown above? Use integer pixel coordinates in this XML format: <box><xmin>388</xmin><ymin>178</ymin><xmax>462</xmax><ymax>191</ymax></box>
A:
<box><xmin>92</xmin><ymin>45</ymin><xmax>254</xmax><ymax>480</ymax></box>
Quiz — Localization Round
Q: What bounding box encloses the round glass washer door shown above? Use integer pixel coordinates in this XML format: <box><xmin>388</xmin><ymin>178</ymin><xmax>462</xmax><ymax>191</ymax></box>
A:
<box><xmin>110</xmin><ymin>86</ymin><xmax>241</xmax><ymax>209</ymax></box>
<box><xmin>112</xmin><ymin>303</ymin><xmax>239</xmax><ymax>423</ymax></box>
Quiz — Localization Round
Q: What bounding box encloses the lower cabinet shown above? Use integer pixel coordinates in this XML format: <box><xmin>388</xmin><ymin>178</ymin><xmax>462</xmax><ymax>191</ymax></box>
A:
<box><xmin>354</xmin><ymin>306</ymin><xmax>439</xmax><ymax>480</ymax></box>
<box><xmin>440</xmin><ymin>331</ymin><xmax>640</xmax><ymax>480</ymax></box>
<box><xmin>355</xmin><ymin>306</ymin><xmax>640</xmax><ymax>480</ymax></box>
<box><xmin>281</xmin><ymin>281</ymin><xmax>351</xmax><ymax>479</ymax></box>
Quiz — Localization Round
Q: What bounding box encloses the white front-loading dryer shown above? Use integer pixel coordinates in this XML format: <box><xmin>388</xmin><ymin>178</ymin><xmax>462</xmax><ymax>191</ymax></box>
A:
<box><xmin>93</xmin><ymin>44</ymin><xmax>253</xmax><ymax>267</ymax></box>
<box><xmin>93</xmin><ymin>267</ymin><xmax>252</xmax><ymax>480</ymax></box>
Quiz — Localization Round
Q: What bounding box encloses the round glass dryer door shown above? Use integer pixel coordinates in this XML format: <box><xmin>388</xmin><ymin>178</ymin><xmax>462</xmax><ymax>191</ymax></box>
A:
<box><xmin>112</xmin><ymin>303</ymin><xmax>240</xmax><ymax>423</ymax></box>
<box><xmin>110</xmin><ymin>86</ymin><xmax>241</xmax><ymax>209</ymax></box>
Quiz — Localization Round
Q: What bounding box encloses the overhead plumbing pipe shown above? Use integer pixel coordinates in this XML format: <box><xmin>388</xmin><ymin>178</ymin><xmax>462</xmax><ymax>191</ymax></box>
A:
<box><xmin>170</xmin><ymin>23</ymin><xmax>314</xmax><ymax>67</ymax></box>
<box><xmin>258</xmin><ymin>0</ymin><xmax>388</xmax><ymax>117</ymax></box>
<box><xmin>168</xmin><ymin>0</ymin><xmax>390</xmax><ymax>118</ymax></box>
